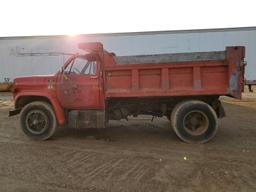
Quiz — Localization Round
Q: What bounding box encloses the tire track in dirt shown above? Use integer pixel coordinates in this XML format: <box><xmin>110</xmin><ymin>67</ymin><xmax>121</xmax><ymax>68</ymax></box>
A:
<box><xmin>0</xmin><ymin>140</ymin><xmax>168</xmax><ymax>191</ymax></box>
<box><xmin>2</xmin><ymin>137</ymin><xmax>255</xmax><ymax>191</ymax></box>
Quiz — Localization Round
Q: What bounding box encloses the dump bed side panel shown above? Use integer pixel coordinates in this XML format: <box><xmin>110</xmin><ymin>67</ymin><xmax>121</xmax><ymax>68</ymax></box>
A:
<box><xmin>104</xmin><ymin>47</ymin><xmax>245</xmax><ymax>99</ymax></box>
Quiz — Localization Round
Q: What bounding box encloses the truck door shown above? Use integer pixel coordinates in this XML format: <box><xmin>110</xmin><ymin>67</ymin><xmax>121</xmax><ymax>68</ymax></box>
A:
<box><xmin>56</xmin><ymin>56</ymin><xmax>104</xmax><ymax>109</ymax></box>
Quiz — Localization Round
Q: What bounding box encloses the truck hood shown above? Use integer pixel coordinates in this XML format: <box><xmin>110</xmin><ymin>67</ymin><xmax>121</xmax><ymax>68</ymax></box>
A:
<box><xmin>13</xmin><ymin>75</ymin><xmax>56</xmax><ymax>91</ymax></box>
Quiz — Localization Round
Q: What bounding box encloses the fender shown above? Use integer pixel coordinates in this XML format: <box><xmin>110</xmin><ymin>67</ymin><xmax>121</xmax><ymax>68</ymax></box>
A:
<box><xmin>13</xmin><ymin>92</ymin><xmax>65</xmax><ymax>125</ymax></box>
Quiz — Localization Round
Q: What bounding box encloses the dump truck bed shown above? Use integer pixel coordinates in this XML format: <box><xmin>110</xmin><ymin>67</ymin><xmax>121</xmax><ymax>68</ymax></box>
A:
<box><xmin>104</xmin><ymin>47</ymin><xmax>245</xmax><ymax>99</ymax></box>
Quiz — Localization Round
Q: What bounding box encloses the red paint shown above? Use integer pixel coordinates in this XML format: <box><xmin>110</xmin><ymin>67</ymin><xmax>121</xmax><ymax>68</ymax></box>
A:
<box><xmin>14</xmin><ymin>90</ymin><xmax>65</xmax><ymax>124</ymax></box>
<box><xmin>12</xmin><ymin>43</ymin><xmax>245</xmax><ymax>124</ymax></box>
<box><xmin>104</xmin><ymin>47</ymin><xmax>245</xmax><ymax>99</ymax></box>
<box><xmin>55</xmin><ymin>56</ymin><xmax>103</xmax><ymax>109</ymax></box>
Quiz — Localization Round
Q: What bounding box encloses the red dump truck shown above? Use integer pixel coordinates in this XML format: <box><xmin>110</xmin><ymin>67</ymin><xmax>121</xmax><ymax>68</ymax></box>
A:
<box><xmin>9</xmin><ymin>43</ymin><xmax>245</xmax><ymax>143</ymax></box>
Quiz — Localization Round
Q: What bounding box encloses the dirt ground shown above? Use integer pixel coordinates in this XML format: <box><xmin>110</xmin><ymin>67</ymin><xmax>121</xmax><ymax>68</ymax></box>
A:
<box><xmin>0</xmin><ymin>88</ymin><xmax>256</xmax><ymax>192</ymax></box>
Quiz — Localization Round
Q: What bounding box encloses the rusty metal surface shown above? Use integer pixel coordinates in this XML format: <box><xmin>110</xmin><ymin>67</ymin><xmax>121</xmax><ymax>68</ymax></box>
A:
<box><xmin>115</xmin><ymin>51</ymin><xmax>226</xmax><ymax>64</ymax></box>
<box><xmin>226</xmin><ymin>47</ymin><xmax>245</xmax><ymax>99</ymax></box>
<box><xmin>68</xmin><ymin>109</ymin><xmax>105</xmax><ymax>129</ymax></box>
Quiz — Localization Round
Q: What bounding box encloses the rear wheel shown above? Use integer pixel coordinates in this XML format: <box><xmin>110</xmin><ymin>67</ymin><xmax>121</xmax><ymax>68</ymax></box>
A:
<box><xmin>20</xmin><ymin>101</ymin><xmax>57</xmax><ymax>140</ymax></box>
<box><xmin>171</xmin><ymin>100</ymin><xmax>218</xmax><ymax>143</ymax></box>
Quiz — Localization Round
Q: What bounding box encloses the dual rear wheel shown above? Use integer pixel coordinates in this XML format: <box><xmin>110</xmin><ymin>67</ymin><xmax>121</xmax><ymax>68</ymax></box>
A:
<box><xmin>171</xmin><ymin>100</ymin><xmax>218</xmax><ymax>143</ymax></box>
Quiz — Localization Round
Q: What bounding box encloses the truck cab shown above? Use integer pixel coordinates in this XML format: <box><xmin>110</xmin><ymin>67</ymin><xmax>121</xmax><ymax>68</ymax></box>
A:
<box><xmin>10</xmin><ymin>43</ymin><xmax>107</xmax><ymax>140</ymax></box>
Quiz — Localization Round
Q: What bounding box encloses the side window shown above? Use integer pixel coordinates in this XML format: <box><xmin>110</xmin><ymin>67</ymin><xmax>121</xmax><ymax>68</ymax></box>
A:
<box><xmin>81</xmin><ymin>61</ymin><xmax>97</xmax><ymax>75</ymax></box>
<box><xmin>64</xmin><ymin>57</ymin><xmax>97</xmax><ymax>75</ymax></box>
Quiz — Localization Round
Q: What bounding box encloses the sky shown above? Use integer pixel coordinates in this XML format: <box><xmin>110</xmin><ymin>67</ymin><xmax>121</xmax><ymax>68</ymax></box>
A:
<box><xmin>0</xmin><ymin>0</ymin><xmax>255</xmax><ymax>37</ymax></box>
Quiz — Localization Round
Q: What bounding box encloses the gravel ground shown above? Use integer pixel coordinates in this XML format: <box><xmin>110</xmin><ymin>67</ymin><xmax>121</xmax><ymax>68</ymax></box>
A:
<box><xmin>0</xmin><ymin>91</ymin><xmax>256</xmax><ymax>192</ymax></box>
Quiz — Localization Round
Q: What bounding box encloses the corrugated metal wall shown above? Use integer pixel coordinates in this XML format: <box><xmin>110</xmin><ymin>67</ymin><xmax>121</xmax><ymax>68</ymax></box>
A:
<box><xmin>0</xmin><ymin>28</ymin><xmax>255</xmax><ymax>81</ymax></box>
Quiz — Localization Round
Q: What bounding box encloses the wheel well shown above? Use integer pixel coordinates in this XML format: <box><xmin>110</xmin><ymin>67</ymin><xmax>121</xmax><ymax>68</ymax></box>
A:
<box><xmin>16</xmin><ymin>96</ymin><xmax>52</xmax><ymax>109</ymax></box>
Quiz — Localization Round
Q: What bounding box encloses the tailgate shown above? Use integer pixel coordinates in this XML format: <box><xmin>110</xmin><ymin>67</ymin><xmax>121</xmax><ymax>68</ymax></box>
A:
<box><xmin>226</xmin><ymin>47</ymin><xmax>246</xmax><ymax>99</ymax></box>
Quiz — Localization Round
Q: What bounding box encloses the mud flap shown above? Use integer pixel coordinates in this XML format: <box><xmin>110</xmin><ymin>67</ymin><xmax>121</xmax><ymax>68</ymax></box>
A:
<box><xmin>218</xmin><ymin>103</ymin><xmax>226</xmax><ymax>118</ymax></box>
<box><xmin>212</xmin><ymin>100</ymin><xmax>225</xmax><ymax>118</ymax></box>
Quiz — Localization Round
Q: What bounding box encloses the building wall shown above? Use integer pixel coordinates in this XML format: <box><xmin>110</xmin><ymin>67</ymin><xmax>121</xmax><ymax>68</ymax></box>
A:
<box><xmin>0</xmin><ymin>28</ymin><xmax>255</xmax><ymax>81</ymax></box>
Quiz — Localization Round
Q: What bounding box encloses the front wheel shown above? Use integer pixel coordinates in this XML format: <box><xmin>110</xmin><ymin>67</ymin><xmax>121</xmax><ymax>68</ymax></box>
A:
<box><xmin>171</xmin><ymin>100</ymin><xmax>218</xmax><ymax>143</ymax></box>
<box><xmin>20</xmin><ymin>101</ymin><xmax>57</xmax><ymax>140</ymax></box>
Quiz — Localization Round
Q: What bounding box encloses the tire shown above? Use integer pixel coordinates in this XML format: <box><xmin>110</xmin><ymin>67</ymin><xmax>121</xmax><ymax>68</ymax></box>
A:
<box><xmin>20</xmin><ymin>101</ymin><xmax>57</xmax><ymax>140</ymax></box>
<box><xmin>171</xmin><ymin>100</ymin><xmax>218</xmax><ymax>143</ymax></box>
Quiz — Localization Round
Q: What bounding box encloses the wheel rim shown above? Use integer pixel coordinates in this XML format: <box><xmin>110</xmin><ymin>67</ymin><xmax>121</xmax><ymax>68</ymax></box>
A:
<box><xmin>183</xmin><ymin>110</ymin><xmax>209</xmax><ymax>136</ymax></box>
<box><xmin>25</xmin><ymin>110</ymin><xmax>49</xmax><ymax>135</ymax></box>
